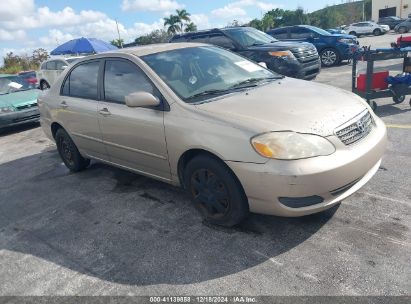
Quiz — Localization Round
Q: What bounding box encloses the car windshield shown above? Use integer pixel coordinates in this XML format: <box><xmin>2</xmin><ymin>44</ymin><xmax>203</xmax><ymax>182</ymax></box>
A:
<box><xmin>141</xmin><ymin>46</ymin><xmax>281</xmax><ymax>103</ymax></box>
<box><xmin>0</xmin><ymin>75</ymin><xmax>34</xmax><ymax>95</ymax></box>
<box><xmin>223</xmin><ymin>28</ymin><xmax>278</xmax><ymax>47</ymax></box>
<box><xmin>303</xmin><ymin>25</ymin><xmax>332</xmax><ymax>36</ymax></box>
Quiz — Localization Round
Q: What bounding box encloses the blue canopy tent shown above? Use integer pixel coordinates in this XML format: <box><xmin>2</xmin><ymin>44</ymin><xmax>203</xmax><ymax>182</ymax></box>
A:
<box><xmin>50</xmin><ymin>37</ymin><xmax>118</xmax><ymax>55</ymax></box>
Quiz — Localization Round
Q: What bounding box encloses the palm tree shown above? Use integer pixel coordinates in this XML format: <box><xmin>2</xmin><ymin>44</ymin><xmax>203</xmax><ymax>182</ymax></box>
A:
<box><xmin>164</xmin><ymin>14</ymin><xmax>181</xmax><ymax>35</ymax></box>
<box><xmin>184</xmin><ymin>22</ymin><xmax>197</xmax><ymax>33</ymax></box>
<box><xmin>176</xmin><ymin>9</ymin><xmax>191</xmax><ymax>32</ymax></box>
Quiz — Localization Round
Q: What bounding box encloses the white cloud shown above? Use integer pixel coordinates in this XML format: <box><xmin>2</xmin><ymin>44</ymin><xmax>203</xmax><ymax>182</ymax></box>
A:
<box><xmin>212</xmin><ymin>0</ymin><xmax>279</xmax><ymax>19</ymax></box>
<box><xmin>39</xmin><ymin>30</ymin><xmax>74</xmax><ymax>48</ymax></box>
<box><xmin>121</xmin><ymin>0</ymin><xmax>183</xmax><ymax>12</ymax></box>
<box><xmin>190</xmin><ymin>14</ymin><xmax>211</xmax><ymax>30</ymax></box>
<box><xmin>0</xmin><ymin>6</ymin><xmax>106</xmax><ymax>30</ymax></box>
<box><xmin>0</xmin><ymin>29</ymin><xmax>27</xmax><ymax>41</ymax></box>
<box><xmin>0</xmin><ymin>0</ymin><xmax>35</xmax><ymax>21</ymax></box>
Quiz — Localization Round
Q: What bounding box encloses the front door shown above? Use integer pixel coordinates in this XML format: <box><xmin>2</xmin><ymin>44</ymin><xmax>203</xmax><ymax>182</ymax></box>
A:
<box><xmin>97</xmin><ymin>58</ymin><xmax>171</xmax><ymax>181</ymax></box>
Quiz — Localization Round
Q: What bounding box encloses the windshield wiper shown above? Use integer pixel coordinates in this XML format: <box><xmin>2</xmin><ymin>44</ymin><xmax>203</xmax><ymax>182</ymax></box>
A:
<box><xmin>229</xmin><ymin>76</ymin><xmax>283</xmax><ymax>89</ymax></box>
<box><xmin>187</xmin><ymin>89</ymin><xmax>236</xmax><ymax>101</ymax></box>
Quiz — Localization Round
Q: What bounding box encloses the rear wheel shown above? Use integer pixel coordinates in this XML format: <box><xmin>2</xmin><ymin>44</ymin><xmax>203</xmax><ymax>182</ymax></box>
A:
<box><xmin>184</xmin><ymin>155</ymin><xmax>249</xmax><ymax>227</ymax></box>
<box><xmin>393</xmin><ymin>95</ymin><xmax>405</xmax><ymax>104</ymax></box>
<box><xmin>398</xmin><ymin>26</ymin><xmax>407</xmax><ymax>34</ymax></box>
<box><xmin>320</xmin><ymin>48</ymin><xmax>340</xmax><ymax>67</ymax></box>
<box><xmin>55</xmin><ymin>128</ymin><xmax>90</xmax><ymax>172</ymax></box>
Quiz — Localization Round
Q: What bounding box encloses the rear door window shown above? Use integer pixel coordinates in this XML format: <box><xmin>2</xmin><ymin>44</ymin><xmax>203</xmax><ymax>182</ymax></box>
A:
<box><xmin>269</xmin><ymin>28</ymin><xmax>288</xmax><ymax>39</ymax></box>
<box><xmin>46</xmin><ymin>61</ymin><xmax>56</xmax><ymax>70</ymax></box>
<box><xmin>290</xmin><ymin>27</ymin><xmax>312</xmax><ymax>39</ymax></box>
<box><xmin>208</xmin><ymin>34</ymin><xmax>236</xmax><ymax>49</ymax></box>
<box><xmin>62</xmin><ymin>60</ymin><xmax>100</xmax><ymax>99</ymax></box>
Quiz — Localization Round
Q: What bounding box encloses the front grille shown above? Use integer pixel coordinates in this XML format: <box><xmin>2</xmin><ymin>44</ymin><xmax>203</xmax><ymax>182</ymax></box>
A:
<box><xmin>291</xmin><ymin>45</ymin><xmax>319</xmax><ymax>63</ymax></box>
<box><xmin>335</xmin><ymin>111</ymin><xmax>374</xmax><ymax>145</ymax></box>
<box><xmin>16</xmin><ymin>103</ymin><xmax>37</xmax><ymax>111</ymax></box>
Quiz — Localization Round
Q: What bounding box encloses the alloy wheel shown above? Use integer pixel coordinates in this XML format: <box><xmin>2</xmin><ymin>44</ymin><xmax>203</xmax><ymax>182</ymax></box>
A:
<box><xmin>59</xmin><ymin>137</ymin><xmax>75</xmax><ymax>167</ymax></box>
<box><xmin>321</xmin><ymin>50</ymin><xmax>337</xmax><ymax>66</ymax></box>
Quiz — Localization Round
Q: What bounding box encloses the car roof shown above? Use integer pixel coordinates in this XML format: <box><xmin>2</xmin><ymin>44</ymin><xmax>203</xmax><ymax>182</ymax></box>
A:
<box><xmin>82</xmin><ymin>42</ymin><xmax>208</xmax><ymax>58</ymax></box>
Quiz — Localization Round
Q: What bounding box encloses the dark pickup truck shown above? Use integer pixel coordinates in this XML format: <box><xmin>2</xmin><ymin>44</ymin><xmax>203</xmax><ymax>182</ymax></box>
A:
<box><xmin>170</xmin><ymin>27</ymin><xmax>321</xmax><ymax>80</ymax></box>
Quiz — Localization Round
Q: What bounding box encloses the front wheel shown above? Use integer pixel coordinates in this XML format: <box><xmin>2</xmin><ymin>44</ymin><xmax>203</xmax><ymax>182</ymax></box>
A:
<box><xmin>184</xmin><ymin>155</ymin><xmax>249</xmax><ymax>227</ymax></box>
<box><xmin>320</xmin><ymin>48</ymin><xmax>340</xmax><ymax>67</ymax></box>
<box><xmin>398</xmin><ymin>27</ymin><xmax>407</xmax><ymax>34</ymax></box>
<box><xmin>373</xmin><ymin>28</ymin><xmax>382</xmax><ymax>36</ymax></box>
<box><xmin>55</xmin><ymin>128</ymin><xmax>90</xmax><ymax>172</ymax></box>
<box><xmin>349</xmin><ymin>31</ymin><xmax>357</xmax><ymax>37</ymax></box>
<box><xmin>393</xmin><ymin>95</ymin><xmax>405</xmax><ymax>104</ymax></box>
<box><xmin>40</xmin><ymin>80</ymin><xmax>50</xmax><ymax>90</ymax></box>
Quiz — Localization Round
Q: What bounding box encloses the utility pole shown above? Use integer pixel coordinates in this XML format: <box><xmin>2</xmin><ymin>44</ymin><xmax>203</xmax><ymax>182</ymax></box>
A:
<box><xmin>115</xmin><ymin>19</ymin><xmax>123</xmax><ymax>48</ymax></box>
<box><xmin>362</xmin><ymin>1</ymin><xmax>365</xmax><ymax>21</ymax></box>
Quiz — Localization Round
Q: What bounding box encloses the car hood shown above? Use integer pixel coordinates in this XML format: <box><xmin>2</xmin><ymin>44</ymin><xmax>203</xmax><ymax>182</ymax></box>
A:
<box><xmin>247</xmin><ymin>41</ymin><xmax>313</xmax><ymax>51</ymax></box>
<box><xmin>195</xmin><ymin>78</ymin><xmax>368</xmax><ymax>137</ymax></box>
<box><xmin>0</xmin><ymin>89</ymin><xmax>40</xmax><ymax>108</ymax></box>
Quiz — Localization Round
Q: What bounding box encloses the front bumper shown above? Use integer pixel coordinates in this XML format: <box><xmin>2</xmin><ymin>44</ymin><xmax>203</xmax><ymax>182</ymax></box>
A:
<box><xmin>226</xmin><ymin>116</ymin><xmax>387</xmax><ymax>217</ymax></box>
<box><xmin>267</xmin><ymin>58</ymin><xmax>320</xmax><ymax>80</ymax></box>
<box><xmin>0</xmin><ymin>107</ymin><xmax>40</xmax><ymax>129</ymax></box>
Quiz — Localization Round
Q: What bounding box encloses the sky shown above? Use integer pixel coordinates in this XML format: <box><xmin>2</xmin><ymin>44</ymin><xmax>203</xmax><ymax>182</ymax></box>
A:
<box><xmin>0</xmin><ymin>0</ymin><xmax>342</xmax><ymax>62</ymax></box>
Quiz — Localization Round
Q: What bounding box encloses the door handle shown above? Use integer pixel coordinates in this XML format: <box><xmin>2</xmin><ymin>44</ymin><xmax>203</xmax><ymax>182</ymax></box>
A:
<box><xmin>99</xmin><ymin>107</ymin><xmax>111</xmax><ymax>116</ymax></box>
<box><xmin>60</xmin><ymin>101</ymin><xmax>68</xmax><ymax>109</ymax></box>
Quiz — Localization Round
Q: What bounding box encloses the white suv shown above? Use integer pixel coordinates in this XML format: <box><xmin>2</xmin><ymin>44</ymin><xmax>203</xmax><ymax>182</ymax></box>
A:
<box><xmin>37</xmin><ymin>57</ymin><xmax>83</xmax><ymax>90</ymax></box>
<box><xmin>345</xmin><ymin>22</ymin><xmax>389</xmax><ymax>37</ymax></box>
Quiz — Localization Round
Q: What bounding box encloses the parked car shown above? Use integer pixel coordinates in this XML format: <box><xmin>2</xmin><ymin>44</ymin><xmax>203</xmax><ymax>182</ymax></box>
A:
<box><xmin>38</xmin><ymin>44</ymin><xmax>387</xmax><ymax>226</ymax></box>
<box><xmin>327</xmin><ymin>28</ymin><xmax>347</xmax><ymax>34</ymax></box>
<box><xmin>344</xmin><ymin>21</ymin><xmax>388</xmax><ymax>36</ymax></box>
<box><xmin>37</xmin><ymin>57</ymin><xmax>83</xmax><ymax>90</ymax></box>
<box><xmin>394</xmin><ymin>18</ymin><xmax>411</xmax><ymax>33</ymax></box>
<box><xmin>18</xmin><ymin>70</ymin><xmax>38</xmax><ymax>86</ymax></box>
<box><xmin>170</xmin><ymin>27</ymin><xmax>321</xmax><ymax>80</ymax></box>
<box><xmin>0</xmin><ymin>74</ymin><xmax>40</xmax><ymax>129</ymax></box>
<box><xmin>267</xmin><ymin>25</ymin><xmax>359</xmax><ymax>67</ymax></box>
<box><xmin>378</xmin><ymin>16</ymin><xmax>404</xmax><ymax>29</ymax></box>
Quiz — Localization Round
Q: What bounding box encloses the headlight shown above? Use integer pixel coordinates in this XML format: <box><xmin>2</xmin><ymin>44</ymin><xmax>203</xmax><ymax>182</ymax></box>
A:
<box><xmin>338</xmin><ymin>38</ymin><xmax>353</xmax><ymax>44</ymax></box>
<box><xmin>251</xmin><ymin>132</ymin><xmax>336</xmax><ymax>160</ymax></box>
<box><xmin>268</xmin><ymin>51</ymin><xmax>296</xmax><ymax>60</ymax></box>
<box><xmin>0</xmin><ymin>106</ymin><xmax>15</xmax><ymax>113</ymax></box>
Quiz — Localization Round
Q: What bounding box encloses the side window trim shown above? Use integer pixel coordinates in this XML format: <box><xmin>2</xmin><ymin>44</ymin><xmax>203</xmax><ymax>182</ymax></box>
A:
<box><xmin>101</xmin><ymin>58</ymin><xmax>169</xmax><ymax>111</ymax></box>
<box><xmin>60</xmin><ymin>59</ymin><xmax>102</xmax><ymax>100</ymax></box>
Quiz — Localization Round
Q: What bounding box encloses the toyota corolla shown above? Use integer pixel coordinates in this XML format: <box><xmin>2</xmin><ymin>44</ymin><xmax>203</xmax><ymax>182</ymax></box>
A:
<box><xmin>38</xmin><ymin>43</ymin><xmax>386</xmax><ymax>226</ymax></box>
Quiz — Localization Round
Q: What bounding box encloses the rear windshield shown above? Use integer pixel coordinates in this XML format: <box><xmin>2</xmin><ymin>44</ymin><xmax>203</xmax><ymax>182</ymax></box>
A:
<box><xmin>0</xmin><ymin>76</ymin><xmax>34</xmax><ymax>95</ymax></box>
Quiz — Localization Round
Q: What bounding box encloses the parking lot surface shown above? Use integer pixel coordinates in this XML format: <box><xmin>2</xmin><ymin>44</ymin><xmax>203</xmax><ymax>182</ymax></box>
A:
<box><xmin>0</xmin><ymin>33</ymin><xmax>410</xmax><ymax>296</ymax></box>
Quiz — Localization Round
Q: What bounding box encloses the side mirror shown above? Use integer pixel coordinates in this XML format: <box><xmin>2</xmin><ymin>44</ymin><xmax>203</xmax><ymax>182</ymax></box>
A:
<box><xmin>125</xmin><ymin>91</ymin><xmax>160</xmax><ymax>108</ymax></box>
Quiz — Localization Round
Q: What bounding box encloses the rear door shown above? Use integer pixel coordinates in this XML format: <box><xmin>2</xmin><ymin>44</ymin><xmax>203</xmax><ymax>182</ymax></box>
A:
<box><xmin>97</xmin><ymin>58</ymin><xmax>170</xmax><ymax>180</ymax></box>
<box><xmin>58</xmin><ymin>59</ymin><xmax>108</xmax><ymax>160</ymax></box>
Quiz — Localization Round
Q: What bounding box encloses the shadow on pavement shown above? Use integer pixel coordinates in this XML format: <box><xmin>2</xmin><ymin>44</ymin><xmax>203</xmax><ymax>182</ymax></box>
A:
<box><xmin>375</xmin><ymin>103</ymin><xmax>411</xmax><ymax>118</ymax></box>
<box><xmin>0</xmin><ymin>150</ymin><xmax>337</xmax><ymax>286</ymax></box>
<box><xmin>0</xmin><ymin>122</ymin><xmax>40</xmax><ymax>138</ymax></box>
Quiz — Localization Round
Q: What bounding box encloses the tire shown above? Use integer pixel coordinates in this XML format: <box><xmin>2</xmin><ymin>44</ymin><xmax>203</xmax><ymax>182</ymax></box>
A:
<box><xmin>373</xmin><ymin>29</ymin><xmax>382</xmax><ymax>36</ymax></box>
<box><xmin>398</xmin><ymin>27</ymin><xmax>407</xmax><ymax>34</ymax></box>
<box><xmin>393</xmin><ymin>95</ymin><xmax>405</xmax><ymax>104</ymax></box>
<box><xmin>55</xmin><ymin>128</ymin><xmax>90</xmax><ymax>172</ymax></box>
<box><xmin>320</xmin><ymin>48</ymin><xmax>340</xmax><ymax>67</ymax></box>
<box><xmin>184</xmin><ymin>155</ymin><xmax>249</xmax><ymax>227</ymax></box>
<box><xmin>40</xmin><ymin>80</ymin><xmax>50</xmax><ymax>90</ymax></box>
<box><xmin>349</xmin><ymin>31</ymin><xmax>357</xmax><ymax>37</ymax></box>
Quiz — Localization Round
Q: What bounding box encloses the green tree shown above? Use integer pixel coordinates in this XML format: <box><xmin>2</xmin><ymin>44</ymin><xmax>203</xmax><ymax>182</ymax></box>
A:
<box><xmin>176</xmin><ymin>9</ymin><xmax>191</xmax><ymax>31</ymax></box>
<box><xmin>110</xmin><ymin>39</ymin><xmax>124</xmax><ymax>48</ymax></box>
<box><xmin>135</xmin><ymin>29</ymin><xmax>171</xmax><ymax>45</ymax></box>
<box><xmin>164</xmin><ymin>14</ymin><xmax>182</xmax><ymax>34</ymax></box>
<box><xmin>185</xmin><ymin>22</ymin><xmax>197</xmax><ymax>32</ymax></box>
